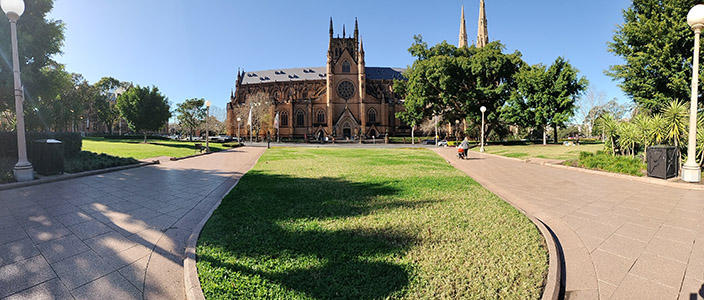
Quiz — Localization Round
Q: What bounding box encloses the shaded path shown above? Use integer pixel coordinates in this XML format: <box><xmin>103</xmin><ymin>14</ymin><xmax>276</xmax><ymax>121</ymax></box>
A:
<box><xmin>435</xmin><ymin>148</ymin><xmax>704</xmax><ymax>300</ymax></box>
<box><xmin>0</xmin><ymin>147</ymin><xmax>265</xmax><ymax>300</ymax></box>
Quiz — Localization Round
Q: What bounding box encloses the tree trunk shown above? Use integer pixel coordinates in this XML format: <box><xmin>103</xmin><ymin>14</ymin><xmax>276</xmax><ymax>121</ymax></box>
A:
<box><xmin>643</xmin><ymin>142</ymin><xmax>648</xmax><ymax>163</ymax></box>
<box><xmin>611</xmin><ymin>136</ymin><xmax>615</xmax><ymax>156</ymax></box>
<box><xmin>143</xmin><ymin>132</ymin><xmax>147</xmax><ymax>143</ymax></box>
<box><xmin>553</xmin><ymin>123</ymin><xmax>559</xmax><ymax>144</ymax></box>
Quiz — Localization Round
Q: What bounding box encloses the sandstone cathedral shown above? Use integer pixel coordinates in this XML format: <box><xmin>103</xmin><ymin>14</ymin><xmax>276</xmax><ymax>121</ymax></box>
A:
<box><xmin>226</xmin><ymin>1</ymin><xmax>488</xmax><ymax>140</ymax></box>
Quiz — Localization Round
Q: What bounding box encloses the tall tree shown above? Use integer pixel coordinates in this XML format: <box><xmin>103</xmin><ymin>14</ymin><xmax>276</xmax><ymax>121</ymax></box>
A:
<box><xmin>504</xmin><ymin>57</ymin><xmax>588</xmax><ymax>144</ymax></box>
<box><xmin>175</xmin><ymin>98</ymin><xmax>206</xmax><ymax>141</ymax></box>
<box><xmin>116</xmin><ymin>85</ymin><xmax>171</xmax><ymax>143</ymax></box>
<box><xmin>607</xmin><ymin>0</ymin><xmax>700</xmax><ymax>111</ymax></box>
<box><xmin>397</xmin><ymin>36</ymin><xmax>524</xmax><ymax>141</ymax></box>
<box><xmin>0</xmin><ymin>0</ymin><xmax>65</xmax><ymax>112</ymax></box>
<box><xmin>94</xmin><ymin>77</ymin><xmax>130</xmax><ymax>134</ymax></box>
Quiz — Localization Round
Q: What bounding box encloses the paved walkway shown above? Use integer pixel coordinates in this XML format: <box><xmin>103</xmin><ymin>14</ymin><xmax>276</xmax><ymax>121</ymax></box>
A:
<box><xmin>0</xmin><ymin>147</ymin><xmax>265</xmax><ymax>300</ymax></box>
<box><xmin>434</xmin><ymin>148</ymin><xmax>704</xmax><ymax>300</ymax></box>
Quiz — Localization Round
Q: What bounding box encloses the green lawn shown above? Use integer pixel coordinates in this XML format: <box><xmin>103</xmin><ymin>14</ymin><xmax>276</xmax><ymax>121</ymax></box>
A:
<box><xmin>197</xmin><ymin>148</ymin><xmax>548</xmax><ymax>299</ymax></box>
<box><xmin>471</xmin><ymin>143</ymin><xmax>603</xmax><ymax>160</ymax></box>
<box><xmin>82</xmin><ymin>137</ymin><xmax>228</xmax><ymax>159</ymax></box>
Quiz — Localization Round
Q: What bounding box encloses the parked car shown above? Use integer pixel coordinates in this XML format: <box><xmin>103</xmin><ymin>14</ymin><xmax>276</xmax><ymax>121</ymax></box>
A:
<box><xmin>421</xmin><ymin>139</ymin><xmax>436</xmax><ymax>145</ymax></box>
<box><xmin>437</xmin><ymin>140</ymin><xmax>448</xmax><ymax>147</ymax></box>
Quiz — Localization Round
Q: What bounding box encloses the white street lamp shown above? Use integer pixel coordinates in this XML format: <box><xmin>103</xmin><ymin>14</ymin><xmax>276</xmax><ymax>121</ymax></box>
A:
<box><xmin>2</xmin><ymin>0</ymin><xmax>33</xmax><ymax>182</ymax></box>
<box><xmin>480</xmin><ymin>106</ymin><xmax>486</xmax><ymax>153</ymax></box>
<box><xmin>236</xmin><ymin>117</ymin><xmax>241</xmax><ymax>143</ymax></box>
<box><xmin>684</xmin><ymin>5</ymin><xmax>704</xmax><ymax>183</ymax></box>
<box><xmin>455</xmin><ymin>119</ymin><xmax>460</xmax><ymax>138</ymax></box>
<box><xmin>205</xmin><ymin>100</ymin><xmax>211</xmax><ymax>152</ymax></box>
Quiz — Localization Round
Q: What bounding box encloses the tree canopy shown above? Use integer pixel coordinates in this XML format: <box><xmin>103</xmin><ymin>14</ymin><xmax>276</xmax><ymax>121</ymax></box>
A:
<box><xmin>395</xmin><ymin>35</ymin><xmax>524</xmax><ymax>139</ymax></box>
<box><xmin>503</xmin><ymin>57</ymin><xmax>588</xmax><ymax>143</ymax></box>
<box><xmin>176</xmin><ymin>98</ymin><xmax>206</xmax><ymax>140</ymax></box>
<box><xmin>0</xmin><ymin>0</ymin><xmax>65</xmax><ymax>112</ymax></box>
<box><xmin>93</xmin><ymin>77</ymin><xmax>131</xmax><ymax>134</ymax></box>
<box><xmin>607</xmin><ymin>0</ymin><xmax>701</xmax><ymax>111</ymax></box>
<box><xmin>116</xmin><ymin>85</ymin><xmax>171</xmax><ymax>142</ymax></box>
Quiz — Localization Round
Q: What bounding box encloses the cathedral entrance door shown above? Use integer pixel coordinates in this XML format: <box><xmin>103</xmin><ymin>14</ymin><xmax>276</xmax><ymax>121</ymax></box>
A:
<box><xmin>343</xmin><ymin>128</ymin><xmax>351</xmax><ymax>139</ymax></box>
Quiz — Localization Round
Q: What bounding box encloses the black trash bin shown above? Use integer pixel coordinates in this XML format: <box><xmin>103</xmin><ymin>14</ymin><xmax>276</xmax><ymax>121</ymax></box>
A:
<box><xmin>647</xmin><ymin>146</ymin><xmax>678</xmax><ymax>179</ymax></box>
<box><xmin>32</xmin><ymin>139</ymin><xmax>64</xmax><ymax>175</ymax></box>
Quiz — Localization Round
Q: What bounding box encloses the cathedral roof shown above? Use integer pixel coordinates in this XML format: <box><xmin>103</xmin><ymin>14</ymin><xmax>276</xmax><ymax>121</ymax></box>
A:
<box><xmin>240</xmin><ymin>67</ymin><xmax>404</xmax><ymax>85</ymax></box>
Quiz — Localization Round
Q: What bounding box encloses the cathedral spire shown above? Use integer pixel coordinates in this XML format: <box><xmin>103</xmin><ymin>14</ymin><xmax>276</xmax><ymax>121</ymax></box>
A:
<box><xmin>354</xmin><ymin>18</ymin><xmax>359</xmax><ymax>41</ymax></box>
<box><xmin>329</xmin><ymin>17</ymin><xmax>334</xmax><ymax>37</ymax></box>
<box><xmin>459</xmin><ymin>5</ymin><xmax>468</xmax><ymax>48</ymax></box>
<box><xmin>477</xmin><ymin>0</ymin><xmax>489</xmax><ymax>48</ymax></box>
<box><xmin>343</xmin><ymin>24</ymin><xmax>346</xmax><ymax>37</ymax></box>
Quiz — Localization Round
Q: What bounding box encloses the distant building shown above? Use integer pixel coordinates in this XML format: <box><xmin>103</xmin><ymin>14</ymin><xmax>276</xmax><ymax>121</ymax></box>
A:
<box><xmin>226</xmin><ymin>19</ymin><xmax>408</xmax><ymax>140</ymax></box>
<box><xmin>226</xmin><ymin>3</ymin><xmax>490</xmax><ymax>140</ymax></box>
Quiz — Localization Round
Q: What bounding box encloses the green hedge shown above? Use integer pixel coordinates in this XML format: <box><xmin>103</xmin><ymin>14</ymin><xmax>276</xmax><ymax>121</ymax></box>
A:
<box><xmin>97</xmin><ymin>135</ymin><xmax>170</xmax><ymax>141</ymax></box>
<box><xmin>0</xmin><ymin>131</ymin><xmax>82</xmax><ymax>158</ymax></box>
<box><xmin>222</xmin><ymin>142</ymin><xmax>243</xmax><ymax>148</ymax></box>
<box><xmin>64</xmin><ymin>151</ymin><xmax>139</xmax><ymax>173</ymax></box>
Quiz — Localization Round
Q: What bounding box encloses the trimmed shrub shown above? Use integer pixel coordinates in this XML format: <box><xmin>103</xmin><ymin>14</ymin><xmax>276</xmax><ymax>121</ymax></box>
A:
<box><xmin>222</xmin><ymin>142</ymin><xmax>242</xmax><ymax>148</ymax></box>
<box><xmin>64</xmin><ymin>151</ymin><xmax>139</xmax><ymax>173</ymax></box>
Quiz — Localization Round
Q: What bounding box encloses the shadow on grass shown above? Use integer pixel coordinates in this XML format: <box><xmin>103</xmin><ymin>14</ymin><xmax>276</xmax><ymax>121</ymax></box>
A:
<box><xmin>198</xmin><ymin>171</ymin><xmax>429</xmax><ymax>299</ymax></box>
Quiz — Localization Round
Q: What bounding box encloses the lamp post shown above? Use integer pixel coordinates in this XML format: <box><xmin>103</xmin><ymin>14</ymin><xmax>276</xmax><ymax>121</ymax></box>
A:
<box><xmin>684</xmin><ymin>5</ymin><xmax>704</xmax><ymax>183</ymax></box>
<box><xmin>236</xmin><ymin>117</ymin><xmax>241</xmax><ymax>143</ymax></box>
<box><xmin>2</xmin><ymin>0</ymin><xmax>32</xmax><ymax>181</ymax></box>
<box><xmin>205</xmin><ymin>100</ymin><xmax>211</xmax><ymax>152</ymax></box>
<box><xmin>455</xmin><ymin>119</ymin><xmax>460</xmax><ymax>139</ymax></box>
<box><xmin>480</xmin><ymin>106</ymin><xmax>486</xmax><ymax>153</ymax></box>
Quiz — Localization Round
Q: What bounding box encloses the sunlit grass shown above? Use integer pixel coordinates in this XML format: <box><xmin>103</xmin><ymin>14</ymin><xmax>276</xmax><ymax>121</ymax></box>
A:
<box><xmin>197</xmin><ymin>148</ymin><xmax>548</xmax><ymax>299</ymax></box>
<box><xmin>82</xmin><ymin>138</ymin><xmax>227</xmax><ymax>159</ymax></box>
<box><xmin>470</xmin><ymin>143</ymin><xmax>603</xmax><ymax>160</ymax></box>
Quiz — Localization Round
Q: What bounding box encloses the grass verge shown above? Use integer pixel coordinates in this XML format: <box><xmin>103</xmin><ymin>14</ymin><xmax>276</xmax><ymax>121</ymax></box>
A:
<box><xmin>82</xmin><ymin>137</ymin><xmax>227</xmax><ymax>159</ymax></box>
<box><xmin>197</xmin><ymin>148</ymin><xmax>548</xmax><ymax>299</ymax></box>
<box><xmin>470</xmin><ymin>143</ymin><xmax>602</xmax><ymax>160</ymax></box>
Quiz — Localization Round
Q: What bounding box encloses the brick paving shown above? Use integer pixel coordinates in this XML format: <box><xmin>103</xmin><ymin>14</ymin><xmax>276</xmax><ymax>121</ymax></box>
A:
<box><xmin>435</xmin><ymin>148</ymin><xmax>704</xmax><ymax>300</ymax></box>
<box><xmin>0</xmin><ymin>147</ymin><xmax>265</xmax><ymax>300</ymax></box>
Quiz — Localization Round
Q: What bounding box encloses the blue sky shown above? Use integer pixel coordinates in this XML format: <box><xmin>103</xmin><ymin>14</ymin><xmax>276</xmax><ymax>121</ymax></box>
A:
<box><xmin>47</xmin><ymin>0</ymin><xmax>631</xmax><ymax>117</ymax></box>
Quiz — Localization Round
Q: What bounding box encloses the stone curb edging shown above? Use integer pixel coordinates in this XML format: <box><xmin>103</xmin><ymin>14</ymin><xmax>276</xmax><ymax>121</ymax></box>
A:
<box><xmin>476</xmin><ymin>150</ymin><xmax>704</xmax><ymax>191</ymax></box>
<box><xmin>0</xmin><ymin>161</ymin><xmax>157</xmax><ymax>191</ymax></box>
<box><xmin>183</xmin><ymin>152</ymin><xmax>262</xmax><ymax>300</ymax></box>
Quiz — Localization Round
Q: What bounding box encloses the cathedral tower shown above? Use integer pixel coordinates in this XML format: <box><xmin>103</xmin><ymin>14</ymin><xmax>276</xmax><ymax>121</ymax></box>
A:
<box><xmin>477</xmin><ymin>0</ymin><xmax>489</xmax><ymax>48</ymax></box>
<box><xmin>459</xmin><ymin>5</ymin><xmax>468</xmax><ymax>48</ymax></box>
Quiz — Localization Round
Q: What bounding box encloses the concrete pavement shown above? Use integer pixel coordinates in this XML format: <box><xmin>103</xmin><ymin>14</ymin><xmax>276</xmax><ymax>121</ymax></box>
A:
<box><xmin>435</xmin><ymin>148</ymin><xmax>704</xmax><ymax>300</ymax></box>
<box><xmin>0</xmin><ymin>147</ymin><xmax>265</xmax><ymax>300</ymax></box>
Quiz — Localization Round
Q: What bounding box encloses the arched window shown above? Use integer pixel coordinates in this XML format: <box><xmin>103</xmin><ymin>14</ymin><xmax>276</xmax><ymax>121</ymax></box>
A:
<box><xmin>368</xmin><ymin>108</ymin><xmax>377</xmax><ymax>123</ymax></box>
<box><xmin>342</xmin><ymin>60</ymin><xmax>351</xmax><ymax>73</ymax></box>
<box><xmin>280</xmin><ymin>111</ymin><xmax>289</xmax><ymax>127</ymax></box>
<box><xmin>296</xmin><ymin>110</ymin><xmax>305</xmax><ymax>127</ymax></box>
<box><xmin>316</xmin><ymin>110</ymin><xmax>325</xmax><ymax>123</ymax></box>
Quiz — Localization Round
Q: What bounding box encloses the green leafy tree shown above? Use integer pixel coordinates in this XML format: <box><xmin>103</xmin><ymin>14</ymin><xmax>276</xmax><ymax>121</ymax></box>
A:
<box><xmin>397</xmin><ymin>36</ymin><xmax>524</xmax><ymax>142</ymax></box>
<box><xmin>116</xmin><ymin>85</ymin><xmax>171</xmax><ymax>143</ymax></box>
<box><xmin>607</xmin><ymin>0</ymin><xmax>700</xmax><ymax>111</ymax></box>
<box><xmin>0</xmin><ymin>0</ymin><xmax>65</xmax><ymax>112</ymax></box>
<box><xmin>176</xmin><ymin>98</ymin><xmax>206</xmax><ymax>141</ymax></box>
<box><xmin>649</xmin><ymin>114</ymin><xmax>668</xmax><ymax>145</ymax></box>
<box><xmin>94</xmin><ymin>77</ymin><xmax>131</xmax><ymax>134</ymax></box>
<box><xmin>504</xmin><ymin>57</ymin><xmax>588</xmax><ymax>144</ymax></box>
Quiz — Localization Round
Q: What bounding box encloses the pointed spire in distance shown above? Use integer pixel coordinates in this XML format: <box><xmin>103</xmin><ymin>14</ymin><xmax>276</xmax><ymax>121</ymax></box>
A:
<box><xmin>477</xmin><ymin>0</ymin><xmax>489</xmax><ymax>48</ymax></box>
<box><xmin>459</xmin><ymin>5</ymin><xmax>468</xmax><ymax>48</ymax></box>
<box><xmin>329</xmin><ymin>17</ymin><xmax>334</xmax><ymax>37</ymax></box>
<box><xmin>354</xmin><ymin>17</ymin><xmax>359</xmax><ymax>40</ymax></box>
<box><xmin>343</xmin><ymin>24</ymin><xmax>346</xmax><ymax>37</ymax></box>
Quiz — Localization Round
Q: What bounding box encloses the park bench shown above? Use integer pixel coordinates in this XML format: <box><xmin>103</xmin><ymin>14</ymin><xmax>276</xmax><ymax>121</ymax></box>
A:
<box><xmin>194</xmin><ymin>143</ymin><xmax>204</xmax><ymax>153</ymax></box>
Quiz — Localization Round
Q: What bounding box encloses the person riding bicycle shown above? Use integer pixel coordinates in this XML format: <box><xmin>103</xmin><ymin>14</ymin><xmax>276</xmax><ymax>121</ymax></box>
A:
<box><xmin>459</xmin><ymin>137</ymin><xmax>470</xmax><ymax>159</ymax></box>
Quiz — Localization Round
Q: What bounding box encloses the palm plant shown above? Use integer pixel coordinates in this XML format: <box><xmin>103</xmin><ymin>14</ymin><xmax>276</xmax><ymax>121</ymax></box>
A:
<box><xmin>649</xmin><ymin>114</ymin><xmax>667</xmax><ymax>146</ymax></box>
<box><xmin>662</xmin><ymin>100</ymin><xmax>689</xmax><ymax>165</ymax></box>
<box><xmin>632</xmin><ymin>114</ymin><xmax>652</xmax><ymax>162</ymax></box>
<box><xmin>598</xmin><ymin>114</ymin><xmax>619</xmax><ymax>156</ymax></box>
<box><xmin>618</xmin><ymin>122</ymin><xmax>639</xmax><ymax>158</ymax></box>
<box><xmin>662</xmin><ymin>100</ymin><xmax>688</xmax><ymax>149</ymax></box>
